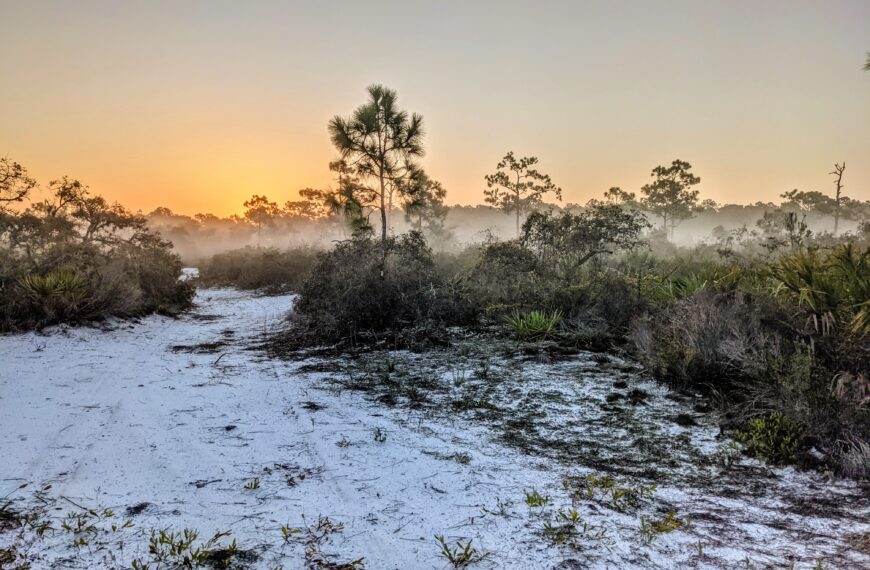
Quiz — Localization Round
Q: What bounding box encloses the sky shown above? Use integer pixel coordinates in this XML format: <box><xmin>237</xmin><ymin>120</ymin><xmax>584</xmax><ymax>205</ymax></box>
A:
<box><xmin>1</xmin><ymin>0</ymin><xmax>868</xmax><ymax>217</ymax></box>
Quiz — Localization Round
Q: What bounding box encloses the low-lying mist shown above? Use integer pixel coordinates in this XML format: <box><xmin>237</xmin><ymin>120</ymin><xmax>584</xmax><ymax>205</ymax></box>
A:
<box><xmin>147</xmin><ymin>199</ymin><xmax>868</xmax><ymax>265</ymax></box>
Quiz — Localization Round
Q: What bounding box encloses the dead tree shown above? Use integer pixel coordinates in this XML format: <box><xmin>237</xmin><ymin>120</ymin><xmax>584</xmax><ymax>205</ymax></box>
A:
<box><xmin>831</xmin><ymin>162</ymin><xmax>845</xmax><ymax>236</ymax></box>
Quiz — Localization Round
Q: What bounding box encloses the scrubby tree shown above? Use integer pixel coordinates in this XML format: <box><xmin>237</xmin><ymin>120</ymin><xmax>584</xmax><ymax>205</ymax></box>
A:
<box><xmin>484</xmin><ymin>151</ymin><xmax>562</xmax><ymax>237</ymax></box>
<box><xmin>401</xmin><ymin>168</ymin><xmax>449</xmax><ymax>238</ymax></box>
<box><xmin>299</xmin><ymin>159</ymin><xmax>374</xmax><ymax>238</ymax></box>
<box><xmin>522</xmin><ymin>205</ymin><xmax>649</xmax><ymax>282</ymax></box>
<box><xmin>603</xmin><ymin>186</ymin><xmax>637</xmax><ymax>207</ymax></box>
<box><xmin>243</xmin><ymin>194</ymin><xmax>280</xmax><ymax>245</ymax></box>
<box><xmin>586</xmin><ymin>187</ymin><xmax>638</xmax><ymax>209</ymax></box>
<box><xmin>840</xmin><ymin>197</ymin><xmax>870</xmax><ymax>224</ymax></box>
<box><xmin>640</xmin><ymin>159</ymin><xmax>700</xmax><ymax>240</ymax></box>
<box><xmin>74</xmin><ymin>194</ymin><xmax>142</xmax><ymax>244</ymax></box>
<box><xmin>32</xmin><ymin>177</ymin><xmax>93</xmax><ymax>229</ymax></box>
<box><xmin>328</xmin><ymin>84</ymin><xmax>424</xmax><ymax>243</ymax></box>
<box><xmin>283</xmin><ymin>192</ymin><xmax>331</xmax><ymax>221</ymax></box>
<box><xmin>780</xmin><ymin>189</ymin><xmax>836</xmax><ymax>214</ymax></box>
<box><xmin>699</xmin><ymin>198</ymin><xmax>719</xmax><ymax>212</ymax></box>
<box><xmin>864</xmin><ymin>51</ymin><xmax>870</xmax><ymax>71</ymax></box>
<box><xmin>756</xmin><ymin>210</ymin><xmax>812</xmax><ymax>252</ymax></box>
<box><xmin>0</xmin><ymin>158</ymin><xmax>36</xmax><ymax>210</ymax></box>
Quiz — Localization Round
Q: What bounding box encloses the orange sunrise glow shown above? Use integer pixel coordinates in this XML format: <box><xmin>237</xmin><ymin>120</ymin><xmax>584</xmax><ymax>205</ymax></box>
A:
<box><xmin>2</xmin><ymin>0</ymin><xmax>868</xmax><ymax>216</ymax></box>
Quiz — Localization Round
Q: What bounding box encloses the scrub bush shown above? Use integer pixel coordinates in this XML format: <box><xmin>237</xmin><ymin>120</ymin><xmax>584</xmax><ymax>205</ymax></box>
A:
<box><xmin>198</xmin><ymin>246</ymin><xmax>319</xmax><ymax>292</ymax></box>
<box><xmin>293</xmin><ymin>232</ymin><xmax>475</xmax><ymax>341</ymax></box>
<box><xmin>735</xmin><ymin>412</ymin><xmax>803</xmax><ymax>465</ymax></box>
<box><xmin>505</xmin><ymin>310</ymin><xmax>562</xmax><ymax>342</ymax></box>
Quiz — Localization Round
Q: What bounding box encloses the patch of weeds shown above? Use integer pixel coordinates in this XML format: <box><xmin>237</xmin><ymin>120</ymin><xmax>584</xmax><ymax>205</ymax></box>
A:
<box><xmin>450</xmin><ymin>396</ymin><xmax>498</xmax><ymax>412</ymax></box>
<box><xmin>472</xmin><ymin>357</ymin><xmax>492</xmax><ymax>379</ymax></box>
<box><xmin>377</xmin><ymin>393</ymin><xmax>398</xmax><ymax>406</ymax></box>
<box><xmin>61</xmin><ymin>508</ymin><xmax>133</xmax><ymax>549</ymax></box>
<box><xmin>0</xmin><ymin>506</ymin><xmax>23</xmax><ymax>532</ymax></box>
<box><xmin>382</xmin><ymin>354</ymin><xmax>398</xmax><ymax>374</ymax></box>
<box><xmin>451</xmin><ymin>452</ymin><xmax>472</xmax><ymax>464</ymax></box>
<box><xmin>404</xmin><ymin>386</ymin><xmax>428</xmax><ymax>407</ymax></box>
<box><xmin>542</xmin><ymin>509</ymin><xmax>610</xmax><ymax>548</ymax></box>
<box><xmin>0</xmin><ymin>486</ymin><xmax>52</xmax><ymax>570</ymax></box>
<box><xmin>243</xmin><ymin>478</ymin><xmax>261</xmax><ymax>490</ymax></box>
<box><xmin>481</xmin><ymin>497</ymin><xmax>514</xmax><ymax>518</ymax></box>
<box><xmin>564</xmin><ymin>474</ymin><xmax>656</xmax><ymax>513</ymax></box>
<box><xmin>506</xmin><ymin>310</ymin><xmax>562</xmax><ymax>342</ymax></box>
<box><xmin>734</xmin><ymin>411</ymin><xmax>802</xmax><ymax>465</ymax></box>
<box><xmin>373</xmin><ymin>427</ymin><xmax>387</xmax><ymax>443</ymax></box>
<box><xmin>1</xmin><ymin>483</ymin><xmax>50</xmax><ymax>532</ymax></box>
<box><xmin>435</xmin><ymin>535</ymin><xmax>491</xmax><ymax>568</ymax></box>
<box><xmin>131</xmin><ymin>528</ymin><xmax>241</xmax><ymax>569</ymax></box>
<box><xmin>424</xmin><ymin>450</ymin><xmax>472</xmax><ymax>464</ymax></box>
<box><xmin>524</xmin><ymin>488</ymin><xmax>550</xmax><ymax>508</ymax></box>
<box><xmin>846</xmin><ymin>532</ymin><xmax>870</xmax><ymax>554</ymax></box>
<box><xmin>265</xmin><ymin>463</ymin><xmax>318</xmax><ymax>487</ymax></box>
<box><xmin>0</xmin><ymin>548</ymin><xmax>19</xmax><ymax>567</ymax></box>
<box><xmin>605</xmin><ymin>392</ymin><xmax>623</xmax><ymax>403</ymax></box>
<box><xmin>297</xmin><ymin>362</ymin><xmax>342</xmax><ymax>374</ymax></box>
<box><xmin>711</xmin><ymin>442</ymin><xmax>742</xmax><ymax>470</ymax></box>
<box><xmin>639</xmin><ymin>511</ymin><xmax>686</xmax><ymax>543</ymax></box>
<box><xmin>281</xmin><ymin>516</ymin><xmax>363</xmax><ymax>569</ymax></box>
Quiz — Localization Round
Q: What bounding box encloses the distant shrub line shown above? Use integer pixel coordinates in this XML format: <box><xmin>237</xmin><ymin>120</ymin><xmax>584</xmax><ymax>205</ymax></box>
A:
<box><xmin>196</xmin><ymin>246</ymin><xmax>319</xmax><ymax>293</ymax></box>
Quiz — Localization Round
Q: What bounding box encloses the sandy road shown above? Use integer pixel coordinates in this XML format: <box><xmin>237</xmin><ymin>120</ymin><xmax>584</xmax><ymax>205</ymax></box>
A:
<box><xmin>0</xmin><ymin>289</ymin><xmax>566</xmax><ymax>569</ymax></box>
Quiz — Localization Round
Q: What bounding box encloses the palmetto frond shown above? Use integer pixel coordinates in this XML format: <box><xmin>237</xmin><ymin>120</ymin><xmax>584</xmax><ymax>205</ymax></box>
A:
<box><xmin>769</xmin><ymin>244</ymin><xmax>870</xmax><ymax>337</ymax></box>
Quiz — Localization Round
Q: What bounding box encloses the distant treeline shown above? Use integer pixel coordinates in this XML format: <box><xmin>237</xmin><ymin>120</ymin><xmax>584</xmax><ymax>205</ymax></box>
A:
<box><xmin>146</xmin><ymin>190</ymin><xmax>870</xmax><ymax>263</ymax></box>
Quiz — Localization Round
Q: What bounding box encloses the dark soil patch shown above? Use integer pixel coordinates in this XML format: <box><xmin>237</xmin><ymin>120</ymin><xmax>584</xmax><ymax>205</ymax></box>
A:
<box><xmin>125</xmin><ymin>502</ymin><xmax>151</xmax><ymax>516</ymax></box>
<box><xmin>627</xmin><ymin>388</ymin><xmax>650</xmax><ymax>405</ymax></box>
<box><xmin>170</xmin><ymin>341</ymin><xmax>227</xmax><ymax>354</ymax></box>
<box><xmin>672</xmin><ymin>413</ymin><xmax>698</xmax><ymax>426</ymax></box>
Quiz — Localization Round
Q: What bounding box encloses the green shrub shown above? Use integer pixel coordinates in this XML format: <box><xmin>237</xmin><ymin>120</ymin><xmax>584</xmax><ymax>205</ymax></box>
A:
<box><xmin>735</xmin><ymin>412</ymin><xmax>803</xmax><ymax>465</ymax></box>
<box><xmin>18</xmin><ymin>269</ymin><xmax>89</xmax><ymax>323</ymax></box>
<box><xmin>466</xmin><ymin>239</ymin><xmax>539</xmax><ymax>311</ymax></box>
<box><xmin>639</xmin><ymin>511</ymin><xmax>686</xmax><ymax>543</ymax></box>
<box><xmin>294</xmin><ymin>232</ymin><xmax>474</xmax><ymax>341</ymax></box>
<box><xmin>505</xmin><ymin>310</ymin><xmax>561</xmax><ymax>342</ymax></box>
<box><xmin>650</xmin><ymin>266</ymin><xmax>744</xmax><ymax>303</ymax></box>
<box><xmin>769</xmin><ymin>244</ymin><xmax>870</xmax><ymax>337</ymax></box>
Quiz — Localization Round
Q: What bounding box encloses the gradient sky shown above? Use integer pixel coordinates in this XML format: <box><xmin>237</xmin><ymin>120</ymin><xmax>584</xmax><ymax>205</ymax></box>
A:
<box><xmin>1</xmin><ymin>0</ymin><xmax>868</xmax><ymax>216</ymax></box>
